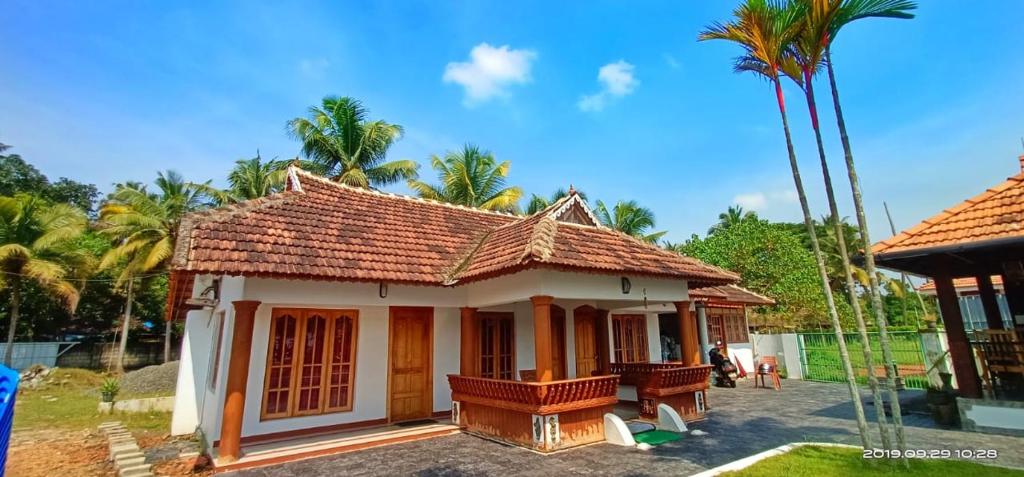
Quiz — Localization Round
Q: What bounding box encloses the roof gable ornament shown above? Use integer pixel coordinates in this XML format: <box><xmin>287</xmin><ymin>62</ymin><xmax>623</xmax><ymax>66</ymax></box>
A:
<box><xmin>286</xmin><ymin>164</ymin><xmax>304</xmax><ymax>193</ymax></box>
<box><xmin>548</xmin><ymin>193</ymin><xmax>602</xmax><ymax>228</ymax></box>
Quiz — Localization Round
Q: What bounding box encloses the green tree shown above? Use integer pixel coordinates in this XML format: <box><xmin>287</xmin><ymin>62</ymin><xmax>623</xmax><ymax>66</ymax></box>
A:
<box><xmin>287</xmin><ymin>96</ymin><xmax>418</xmax><ymax>188</ymax></box>
<box><xmin>526</xmin><ymin>188</ymin><xmax>588</xmax><ymax>215</ymax></box>
<box><xmin>99</xmin><ymin>171</ymin><xmax>215</xmax><ymax>371</ymax></box>
<box><xmin>708</xmin><ymin>205</ymin><xmax>758</xmax><ymax>234</ymax></box>
<box><xmin>0</xmin><ymin>194</ymin><xmax>89</xmax><ymax>365</ymax></box>
<box><xmin>699</xmin><ymin>0</ymin><xmax>872</xmax><ymax>448</ymax></box>
<box><xmin>407</xmin><ymin>144</ymin><xmax>523</xmax><ymax>212</ymax></box>
<box><xmin>224</xmin><ymin>153</ymin><xmax>289</xmax><ymax>201</ymax></box>
<box><xmin>593</xmin><ymin>200</ymin><xmax>666</xmax><ymax>243</ymax></box>
<box><xmin>679</xmin><ymin>219</ymin><xmax>831</xmax><ymax>328</ymax></box>
<box><xmin>0</xmin><ymin>144</ymin><xmax>101</xmax><ymax>214</ymax></box>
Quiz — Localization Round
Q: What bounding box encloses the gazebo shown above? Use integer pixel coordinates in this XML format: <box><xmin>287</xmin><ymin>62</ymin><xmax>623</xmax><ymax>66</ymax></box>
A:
<box><xmin>873</xmin><ymin>154</ymin><xmax>1024</xmax><ymax>435</ymax></box>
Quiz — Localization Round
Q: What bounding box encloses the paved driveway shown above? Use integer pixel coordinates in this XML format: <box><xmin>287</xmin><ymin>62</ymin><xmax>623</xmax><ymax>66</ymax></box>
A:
<box><xmin>227</xmin><ymin>380</ymin><xmax>1024</xmax><ymax>476</ymax></box>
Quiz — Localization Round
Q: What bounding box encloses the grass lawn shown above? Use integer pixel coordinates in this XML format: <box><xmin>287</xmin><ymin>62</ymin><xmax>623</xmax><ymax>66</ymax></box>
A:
<box><xmin>14</xmin><ymin>368</ymin><xmax>171</xmax><ymax>432</ymax></box>
<box><xmin>722</xmin><ymin>445</ymin><xmax>1024</xmax><ymax>477</ymax></box>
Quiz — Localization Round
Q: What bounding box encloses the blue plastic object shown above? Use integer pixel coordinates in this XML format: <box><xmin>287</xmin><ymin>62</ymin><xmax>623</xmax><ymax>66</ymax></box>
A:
<box><xmin>0</xmin><ymin>365</ymin><xmax>20</xmax><ymax>476</ymax></box>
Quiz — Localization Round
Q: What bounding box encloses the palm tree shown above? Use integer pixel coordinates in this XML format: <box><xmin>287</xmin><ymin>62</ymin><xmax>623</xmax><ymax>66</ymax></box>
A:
<box><xmin>99</xmin><ymin>171</ymin><xmax>215</xmax><ymax>371</ymax></box>
<box><xmin>527</xmin><ymin>188</ymin><xmax>589</xmax><ymax>215</ymax></box>
<box><xmin>708</xmin><ymin>205</ymin><xmax>758</xmax><ymax>234</ymax></box>
<box><xmin>699</xmin><ymin>0</ymin><xmax>873</xmax><ymax>449</ymax></box>
<box><xmin>795</xmin><ymin>0</ymin><xmax>917</xmax><ymax>455</ymax></box>
<box><xmin>594</xmin><ymin>200</ymin><xmax>666</xmax><ymax>243</ymax></box>
<box><xmin>287</xmin><ymin>96</ymin><xmax>418</xmax><ymax>188</ymax></box>
<box><xmin>225</xmin><ymin>152</ymin><xmax>289</xmax><ymax>201</ymax></box>
<box><xmin>407</xmin><ymin>144</ymin><xmax>522</xmax><ymax>212</ymax></box>
<box><xmin>0</xmin><ymin>194</ymin><xmax>88</xmax><ymax>366</ymax></box>
<box><xmin>771</xmin><ymin>10</ymin><xmax>897</xmax><ymax>447</ymax></box>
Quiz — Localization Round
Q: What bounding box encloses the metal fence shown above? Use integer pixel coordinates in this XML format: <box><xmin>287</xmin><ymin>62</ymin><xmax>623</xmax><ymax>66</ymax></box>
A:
<box><xmin>797</xmin><ymin>331</ymin><xmax>929</xmax><ymax>390</ymax></box>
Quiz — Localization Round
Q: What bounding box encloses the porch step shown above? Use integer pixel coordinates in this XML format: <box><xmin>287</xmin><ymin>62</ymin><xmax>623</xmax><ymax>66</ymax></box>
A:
<box><xmin>214</xmin><ymin>420</ymin><xmax>460</xmax><ymax>472</ymax></box>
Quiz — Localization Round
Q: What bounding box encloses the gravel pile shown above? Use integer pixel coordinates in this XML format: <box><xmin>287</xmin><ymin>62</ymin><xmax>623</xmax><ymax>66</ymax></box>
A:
<box><xmin>121</xmin><ymin>361</ymin><xmax>179</xmax><ymax>395</ymax></box>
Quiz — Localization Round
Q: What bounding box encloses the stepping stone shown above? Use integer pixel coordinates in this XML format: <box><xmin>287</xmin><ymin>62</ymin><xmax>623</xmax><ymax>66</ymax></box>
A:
<box><xmin>115</xmin><ymin>455</ymin><xmax>146</xmax><ymax>468</ymax></box>
<box><xmin>110</xmin><ymin>444</ymin><xmax>141</xmax><ymax>457</ymax></box>
<box><xmin>99</xmin><ymin>421</ymin><xmax>123</xmax><ymax>429</ymax></box>
<box><xmin>118</xmin><ymin>464</ymin><xmax>152</xmax><ymax>477</ymax></box>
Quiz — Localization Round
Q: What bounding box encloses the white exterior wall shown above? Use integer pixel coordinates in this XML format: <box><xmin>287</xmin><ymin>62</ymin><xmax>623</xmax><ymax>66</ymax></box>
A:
<box><xmin>174</xmin><ymin>270</ymin><xmax>689</xmax><ymax>443</ymax></box>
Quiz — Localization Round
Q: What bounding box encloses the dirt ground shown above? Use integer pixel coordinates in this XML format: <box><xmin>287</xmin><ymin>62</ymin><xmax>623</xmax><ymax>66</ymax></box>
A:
<box><xmin>7</xmin><ymin>429</ymin><xmax>114</xmax><ymax>477</ymax></box>
<box><xmin>7</xmin><ymin>428</ymin><xmax>212</xmax><ymax>477</ymax></box>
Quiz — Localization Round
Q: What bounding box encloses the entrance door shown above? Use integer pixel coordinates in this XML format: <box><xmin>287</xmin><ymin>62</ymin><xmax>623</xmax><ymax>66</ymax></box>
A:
<box><xmin>573</xmin><ymin>306</ymin><xmax>599</xmax><ymax>378</ymax></box>
<box><xmin>551</xmin><ymin>306</ymin><xmax>567</xmax><ymax>380</ymax></box>
<box><xmin>388</xmin><ymin>307</ymin><xmax>433</xmax><ymax>422</ymax></box>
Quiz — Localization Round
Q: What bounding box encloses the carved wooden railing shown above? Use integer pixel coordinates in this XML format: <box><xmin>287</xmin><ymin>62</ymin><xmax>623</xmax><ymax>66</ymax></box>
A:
<box><xmin>609</xmin><ymin>362</ymin><xmax>686</xmax><ymax>386</ymax></box>
<box><xmin>448</xmin><ymin>374</ymin><xmax>620</xmax><ymax>415</ymax></box>
<box><xmin>640</xmin><ymin>365</ymin><xmax>713</xmax><ymax>397</ymax></box>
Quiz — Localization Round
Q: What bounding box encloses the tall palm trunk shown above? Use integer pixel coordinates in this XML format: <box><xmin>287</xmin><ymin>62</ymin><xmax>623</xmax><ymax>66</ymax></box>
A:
<box><xmin>773</xmin><ymin>77</ymin><xmax>872</xmax><ymax>449</ymax></box>
<box><xmin>116</xmin><ymin>277</ymin><xmax>134</xmax><ymax>374</ymax></box>
<box><xmin>3</xmin><ymin>275</ymin><xmax>21</xmax><ymax>367</ymax></box>
<box><xmin>802</xmin><ymin>68</ymin><xmax>892</xmax><ymax>450</ymax></box>
<box><xmin>825</xmin><ymin>46</ymin><xmax>907</xmax><ymax>455</ymax></box>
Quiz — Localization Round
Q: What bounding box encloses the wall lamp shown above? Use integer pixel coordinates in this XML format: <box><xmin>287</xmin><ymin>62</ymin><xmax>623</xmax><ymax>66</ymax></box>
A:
<box><xmin>621</xmin><ymin>277</ymin><xmax>632</xmax><ymax>294</ymax></box>
<box><xmin>379</xmin><ymin>282</ymin><xmax>389</xmax><ymax>299</ymax></box>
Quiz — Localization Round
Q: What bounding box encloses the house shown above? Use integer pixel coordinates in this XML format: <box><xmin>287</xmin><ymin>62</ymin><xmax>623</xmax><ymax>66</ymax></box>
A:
<box><xmin>167</xmin><ymin>166</ymin><xmax>744</xmax><ymax>469</ymax></box>
<box><xmin>873</xmin><ymin>154</ymin><xmax>1024</xmax><ymax>436</ymax></box>
<box><xmin>918</xmin><ymin>276</ymin><xmax>1016</xmax><ymax>331</ymax></box>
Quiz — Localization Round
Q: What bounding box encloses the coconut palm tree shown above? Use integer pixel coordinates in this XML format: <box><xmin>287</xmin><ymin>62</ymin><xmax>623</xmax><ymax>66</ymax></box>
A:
<box><xmin>0</xmin><ymin>194</ymin><xmax>88</xmax><ymax>365</ymax></box>
<box><xmin>792</xmin><ymin>0</ymin><xmax>917</xmax><ymax>454</ymax></box>
<box><xmin>407</xmin><ymin>144</ymin><xmax>523</xmax><ymax>212</ymax></box>
<box><xmin>708</xmin><ymin>205</ymin><xmax>758</xmax><ymax>234</ymax></box>
<box><xmin>593</xmin><ymin>200</ymin><xmax>666</xmax><ymax>243</ymax></box>
<box><xmin>527</xmin><ymin>188</ymin><xmax>589</xmax><ymax>215</ymax></box>
<box><xmin>699</xmin><ymin>0</ymin><xmax>873</xmax><ymax>448</ymax></box>
<box><xmin>225</xmin><ymin>153</ymin><xmax>289</xmax><ymax>201</ymax></box>
<box><xmin>99</xmin><ymin>171</ymin><xmax>216</xmax><ymax>371</ymax></box>
<box><xmin>287</xmin><ymin>96</ymin><xmax>418</xmax><ymax>188</ymax></box>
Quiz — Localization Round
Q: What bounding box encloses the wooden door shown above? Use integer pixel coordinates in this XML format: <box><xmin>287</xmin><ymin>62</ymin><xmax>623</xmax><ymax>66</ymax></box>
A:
<box><xmin>573</xmin><ymin>307</ymin><xmax>599</xmax><ymax>378</ymax></box>
<box><xmin>551</xmin><ymin>306</ymin><xmax>567</xmax><ymax>380</ymax></box>
<box><xmin>388</xmin><ymin>307</ymin><xmax>433</xmax><ymax>422</ymax></box>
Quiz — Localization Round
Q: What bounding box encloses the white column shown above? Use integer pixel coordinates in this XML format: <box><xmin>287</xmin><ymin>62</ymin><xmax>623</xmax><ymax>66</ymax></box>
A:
<box><xmin>696</xmin><ymin>304</ymin><xmax>709</xmax><ymax>364</ymax></box>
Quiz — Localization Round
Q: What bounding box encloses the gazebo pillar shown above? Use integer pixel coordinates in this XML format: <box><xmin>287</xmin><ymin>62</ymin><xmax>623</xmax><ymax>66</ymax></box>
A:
<box><xmin>934</xmin><ymin>275</ymin><xmax>982</xmax><ymax>398</ymax></box>
<box><xmin>219</xmin><ymin>300</ymin><xmax>261</xmax><ymax>462</ymax></box>
<box><xmin>595</xmin><ymin>309</ymin><xmax>611</xmax><ymax>375</ymax></box>
<box><xmin>975</xmin><ymin>275</ymin><xmax>1004</xmax><ymax>330</ymax></box>
<box><xmin>460</xmin><ymin>307</ymin><xmax>479</xmax><ymax>376</ymax></box>
<box><xmin>531</xmin><ymin>296</ymin><xmax>555</xmax><ymax>382</ymax></box>
<box><xmin>675</xmin><ymin>301</ymin><xmax>700</xmax><ymax>366</ymax></box>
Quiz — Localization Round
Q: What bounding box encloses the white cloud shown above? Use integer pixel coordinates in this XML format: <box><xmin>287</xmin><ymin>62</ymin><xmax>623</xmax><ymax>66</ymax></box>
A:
<box><xmin>733</xmin><ymin>193</ymin><xmax>768</xmax><ymax>211</ymax></box>
<box><xmin>578</xmin><ymin>60</ymin><xmax>638</xmax><ymax>112</ymax></box>
<box><xmin>443</xmin><ymin>43</ymin><xmax>537</xmax><ymax>105</ymax></box>
<box><xmin>732</xmin><ymin>189</ymin><xmax>797</xmax><ymax>212</ymax></box>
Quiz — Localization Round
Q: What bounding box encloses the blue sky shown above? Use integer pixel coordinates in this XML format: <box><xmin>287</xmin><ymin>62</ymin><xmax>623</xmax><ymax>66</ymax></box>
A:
<box><xmin>2</xmin><ymin>1</ymin><xmax>1023</xmax><ymax>245</ymax></box>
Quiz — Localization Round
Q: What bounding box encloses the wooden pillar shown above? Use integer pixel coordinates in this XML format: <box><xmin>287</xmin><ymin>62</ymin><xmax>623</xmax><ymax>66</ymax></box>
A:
<box><xmin>595</xmin><ymin>309</ymin><xmax>611</xmax><ymax>375</ymax></box>
<box><xmin>934</xmin><ymin>275</ymin><xmax>982</xmax><ymax>398</ymax></box>
<box><xmin>675</xmin><ymin>301</ymin><xmax>699</xmax><ymax>366</ymax></box>
<box><xmin>532</xmin><ymin>296</ymin><xmax>554</xmax><ymax>382</ymax></box>
<box><xmin>976</xmin><ymin>275</ymin><xmax>1005</xmax><ymax>330</ymax></box>
<box><xmin>460</xmin><ymin>307</ymin><xmax>478</xmax><ymax>376</ymax></box>
<box><xmin>219</xmin><ymin>300</ymin><xmax>261</xmax><ymax>462</ymax></box>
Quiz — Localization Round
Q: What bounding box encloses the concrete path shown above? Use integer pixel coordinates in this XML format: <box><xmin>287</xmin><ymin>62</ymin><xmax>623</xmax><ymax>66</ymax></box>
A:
<box><xmin>227</xmin><ymin>380</ymin><xmax>1024</xmax><ymax>476</ymax></box>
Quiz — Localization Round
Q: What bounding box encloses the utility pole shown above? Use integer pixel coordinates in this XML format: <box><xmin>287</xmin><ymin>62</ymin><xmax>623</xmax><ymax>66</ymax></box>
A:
<box><xmin>884</xmin><ymin>202</ymin><xmax>925</xmax><ymax>328</ymax></box>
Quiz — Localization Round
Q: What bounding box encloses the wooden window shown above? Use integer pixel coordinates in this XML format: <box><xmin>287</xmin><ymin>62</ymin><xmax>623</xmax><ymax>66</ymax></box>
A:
<box><xmin>478</xmin><ymin>312</ymin><xmax>515</xmax><ymax>380</ymax></box>
<box><xmin>208</xmin><ymin>311</ymin><xmax>226</xmax><ymax>391</ymax></box>
<box><xmin>261</xmin><ymin>308</ymin><xmax>358</xmax><ymax>420</ymax></box>
<box><xmin>611</xmin><ymin>314</ymin><xmax>649</xmax><ymax>363</ymax></box>
<box><xmin>726</xmin><ymin>309</ymin><xmax>749</xmax><ymax>343</ymax></box>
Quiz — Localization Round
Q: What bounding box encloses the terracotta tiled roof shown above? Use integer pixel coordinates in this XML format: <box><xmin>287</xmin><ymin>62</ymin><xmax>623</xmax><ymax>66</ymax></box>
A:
<box><xmin>172</xmin><ymin>168</ymin><xmax>738</xmax><ymax>287</ymax></box>
<box><xmin>691</xmin><ymin>284</ymin><xmax>775</xmax><ymax>306</ymax></box>
<box><xmin>917</xmin><ymin>275</ymin><xmax>1002</xmax><ymax>292</ymax></box>
<box><xmin>872</xmin><ymin>168</ymin><xmax>1024</xmax><ymax>256</ymax></box>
